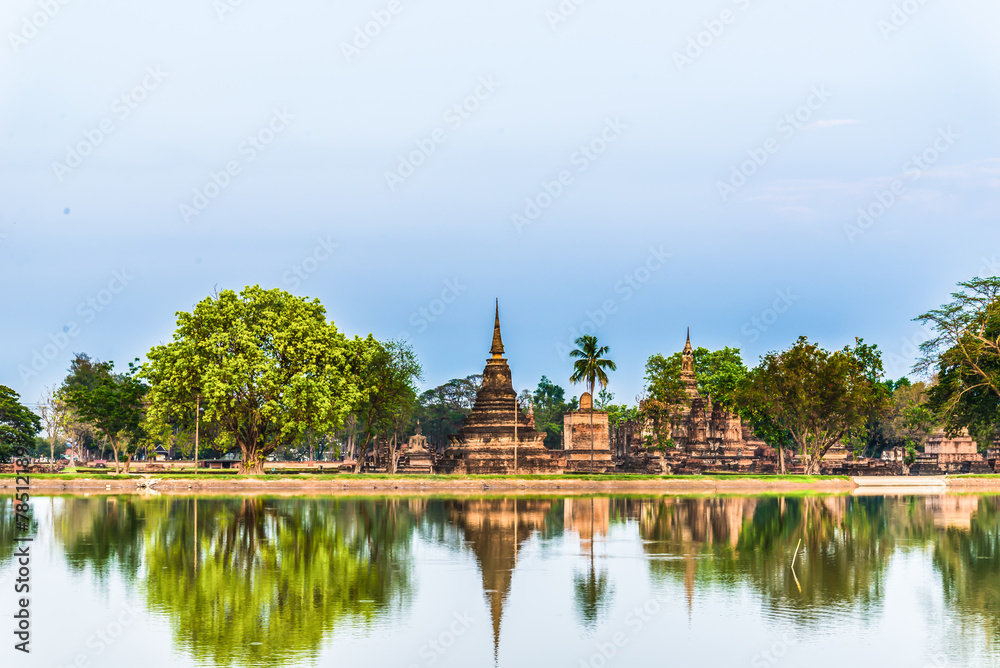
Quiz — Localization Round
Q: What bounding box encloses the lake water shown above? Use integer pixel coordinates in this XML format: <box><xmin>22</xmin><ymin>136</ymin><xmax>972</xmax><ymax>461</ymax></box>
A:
<box><xmin>2</xmin><ymin>493</ymin><xmax>998</xmax><ymax>668</ymax></box>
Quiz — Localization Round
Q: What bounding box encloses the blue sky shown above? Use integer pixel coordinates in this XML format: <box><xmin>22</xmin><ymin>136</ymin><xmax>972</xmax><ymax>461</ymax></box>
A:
<box><xmin>2</xmin><ymin>0</ymin><xmax>999</xmax><ymax>406</ymax></box>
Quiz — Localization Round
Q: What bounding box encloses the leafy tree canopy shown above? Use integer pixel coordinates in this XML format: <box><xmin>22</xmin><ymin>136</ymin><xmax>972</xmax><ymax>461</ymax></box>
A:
<box><xmin>738</xmin><ymin>336</ymin><xmax>889</xmax><ymax>474</ymax></box>
<box><xmin>144</xmin><ymin>286</ymin><xmax>363</xmax><ymax>474</ymax></box>
<box><xmin>915</xmin><ymin>276</ymin><xmax>1000</xmax><ymax>437</ymax></box>
<box><xmin>0</xmin><ymin>385</ymin><xmax>41</xmax><ymax>463</ymax></box>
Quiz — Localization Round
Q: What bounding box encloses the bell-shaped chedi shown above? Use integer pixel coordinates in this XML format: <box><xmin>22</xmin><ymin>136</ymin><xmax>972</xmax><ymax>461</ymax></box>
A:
<box><xmin>435</xmin><ymin>301</ymin><xmax>566</xmax><ymax>474</ymax></box>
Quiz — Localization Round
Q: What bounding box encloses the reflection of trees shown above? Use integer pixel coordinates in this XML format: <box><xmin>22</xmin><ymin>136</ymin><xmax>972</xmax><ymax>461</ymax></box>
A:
<box><xmin>634</xmin><ymin>496</ymin><xmax>938</xmax><ymax>623</ymax></box>
<box><xmin>53</xmin><ymin>496</ymin><xmax>145</xmax><ymax>580</ymax></box>
<box><xmin>53</xmin><ymin>496</ymin><xmax>418</xmax><ymax>667</ymax></box>
<box><xmin>933</xmin><ymin>496</ymin><xmax>1000</xmax><ymax>645</ymax></box>
<box><xmin>0</xmin><ymin>499</ymin><xmax>19</xmax><ymax>567</ymax></box>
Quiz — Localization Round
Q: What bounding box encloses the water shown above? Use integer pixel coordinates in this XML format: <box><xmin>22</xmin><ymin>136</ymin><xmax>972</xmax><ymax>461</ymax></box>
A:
<box><xmin>2</xmin><ymin>493</ymin><xmax>998</xmax><ymax>668</ymax></box>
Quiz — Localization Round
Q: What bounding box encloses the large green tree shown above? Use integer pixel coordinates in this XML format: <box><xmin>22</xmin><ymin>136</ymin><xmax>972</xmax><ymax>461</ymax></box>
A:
<box><xmin>738</xmin><ymin>337</ymin><xmax>888</xmax><ymax>474</ymax></box>
<box><xmin>0</xmin><ymin>385</ymin><xmax>41</xmax><ymax>463</ymax></box>
<box><xmin>915</xmin><ymin>276</ymin><xmax>1000</xmax><ymax>438</ymax></box>
<box><xmin>59</xmin><ymin>359</ymin><xmax>147</xmax><ymax>474</ymax></box>
<box><xmin>144</xmin><ymin>286</ymin><xmax>363</xmax><ymax>474</ymax></box>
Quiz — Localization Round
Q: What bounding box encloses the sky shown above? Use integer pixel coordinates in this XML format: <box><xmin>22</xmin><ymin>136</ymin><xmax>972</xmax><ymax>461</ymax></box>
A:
<box><xmin>2</xmin><ymin>0</ymin><xmax>999</xmax><ymax>407</ymax></box>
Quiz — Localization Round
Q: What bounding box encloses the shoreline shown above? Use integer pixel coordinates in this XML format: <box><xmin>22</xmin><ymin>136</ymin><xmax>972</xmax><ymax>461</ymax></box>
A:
<box><xmin>6</xmin><ymin>474</ymin><xmax>1000</xmax><ymax>495</ymax></box>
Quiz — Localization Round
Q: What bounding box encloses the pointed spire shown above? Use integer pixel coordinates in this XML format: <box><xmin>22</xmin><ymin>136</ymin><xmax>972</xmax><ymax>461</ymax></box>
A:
<box><xmin>490</xmin><ymin>299</ymin><xmax>505</xmax><ymax>358</ymax></box>
<box><xmin>683</xmin><ymin>327</ymin><xmax>692</xmax><ymax>353</ymax></box>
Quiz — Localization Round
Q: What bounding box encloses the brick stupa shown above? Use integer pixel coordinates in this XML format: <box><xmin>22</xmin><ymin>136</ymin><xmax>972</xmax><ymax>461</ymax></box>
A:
<box><xmin>435</xmin><ymin>301</ymin><xmax>565</xmax><ymax>474</ymax></box>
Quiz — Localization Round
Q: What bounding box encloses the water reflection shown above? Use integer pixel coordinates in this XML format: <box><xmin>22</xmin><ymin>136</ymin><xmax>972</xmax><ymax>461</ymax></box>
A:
<box><xmin>11</xmin><ymin>492</ymin><xmax>999</xmax><ymax>666</ymax></box>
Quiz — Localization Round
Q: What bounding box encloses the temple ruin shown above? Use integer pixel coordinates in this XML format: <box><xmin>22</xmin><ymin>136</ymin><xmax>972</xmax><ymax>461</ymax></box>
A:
<box><xmin>435</xmin><ymin>301</ymin><xmax>565</xmax><ymax>474</ymax></box>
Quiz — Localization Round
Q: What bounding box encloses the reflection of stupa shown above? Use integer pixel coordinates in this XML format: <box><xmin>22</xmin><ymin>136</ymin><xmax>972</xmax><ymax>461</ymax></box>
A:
<box><xmin>436</xmin><ymin>302</ymin><xmax>565</xmax><ymax>474</ymax></box>
<box><xmin>446</xmin><ymin>499</ymin><xmax>554</xmax><ymax>661</ymax></box>
<box><xmin>925</xmin><ymin>495</ymin><xmax>979</xmax><ymax>530</ymax></box>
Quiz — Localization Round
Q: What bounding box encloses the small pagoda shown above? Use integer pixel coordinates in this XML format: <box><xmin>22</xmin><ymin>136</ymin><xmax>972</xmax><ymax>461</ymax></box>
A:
<box><xmin>435</xmin><ymin>301</ymin><xmax>565</xmax><ymax>474</ymax></box>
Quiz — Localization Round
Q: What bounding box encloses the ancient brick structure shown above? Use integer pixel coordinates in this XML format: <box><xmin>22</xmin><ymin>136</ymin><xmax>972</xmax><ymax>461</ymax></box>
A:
<box><xmin>644</xmin><ymin>331</ymin><xmax>771</xmax><ymax>474</ymax></box>
<box><xmin>909</xmin><ymin>430</ymin><xmax>992</xmax><ymax>475</ymax></box>
<box><xmin>561</xmin><ymin>392</ymin><xmax>615</xmax><ymax>472</ymax></box>
<box><xmin>435</xmin><ymin>302</ymin><xmax>566</xmax><ymax>474</ymax></box>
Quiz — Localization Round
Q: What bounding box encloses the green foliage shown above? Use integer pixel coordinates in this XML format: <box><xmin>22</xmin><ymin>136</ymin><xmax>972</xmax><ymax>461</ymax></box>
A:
<box><xmin>641</xmin><ymin>346</ymin><xmax>748</xmax><ymax>451</ymax></box>
<box><xmin>738</xmin><ymin>336</ymin><xmax>890</xmax><ymax>474</ymax></box>
<box><xmin>915</xmin><ymin>276</ymin><xmax>1000</xmax><ymax>438</ymax></box>
<box><xmin>412</xmin><ymin>375</ymin><xmax>482</xmax><ymax>450</ymax></box>
<box><xmin>59</xmin><ymin>359</ymin><xmax>147</xmax><ymax>473</ymax></box>
<box><xmin>643</xmin><ymin>346</ymin><xmax>747</xmax><ymax>408</ymax></box>
<box><xmin>529</xmin><ymin>376</ymin><xmax>578</xmax><ymax>449</ymax></box>
<box><xmin>350</xmin><ymin>338</ymin><xmax>423</xmax><ymax>470</ymax></box>
<box><xmin>0</xmin><ymin>385</ymin><xmax>41</xmax><ymax>463</ymax></box>
<box><xmin>596</xmin><ymin>390</ymin><xmax>641</xmax><ymax>427</ymax></box>
<box><xmin>144</xmin><ymin>286</ymin><xmax>363</xmax><ymax>474</ymax></box>
<box><xmin>569</xmin><ymin>335</ymin><xmax>617</xmax><ymax>396</ymax></box>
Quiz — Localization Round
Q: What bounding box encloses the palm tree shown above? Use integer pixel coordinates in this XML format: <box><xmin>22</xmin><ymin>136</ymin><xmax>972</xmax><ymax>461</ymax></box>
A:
<box><xmin>569</xmin><ymin>335</ymin><xmax>617</xmax><ymax>469</ymax></box>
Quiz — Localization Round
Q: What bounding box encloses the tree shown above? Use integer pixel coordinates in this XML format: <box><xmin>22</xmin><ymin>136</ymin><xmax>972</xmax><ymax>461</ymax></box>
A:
<box><xmin>60</xmin><ymin>360</ymin><xmax>148</xmax><ymax>474</ymax></box>
<box><xmin>37</xmin><ymin>388</ymin><xmax>63</xmax><ymax>465</ymax></box>
<box><xmin>738</xmin><ymin>337</ymin><xmax>888</xmax><ymax>474</ymax></box>
<box><xmin>641</xmin><ymin>346</ymin><xmax>748</xmax><ymax>451</ymax></box>
<box><xmin>569</xmin><ymin>335</ymin><xmax>617</xmax><ymax>467</ymax></box>
<box><xmin>529</xmin><ymin>376</ymin><xmax>578</xmax><ymax>449</ymax></box>
<box><xmin>839</xmin><ymin>339</ymin><xmax>893</xmax><ymax>459</ymax></box>
<box><xmin>56</xmin><ymin>354</ymin><xmax>105</xmax><ymax>466</ymax></box>
<box><xmin>412</xmin><ymin>375</ymin><xmax>482</xmax><ymax>451</ymax></box>
<box><xmin>349</xmin><ymin>339</ymin><xmax>422</xmax><ymax>473</ymax></box>
<box><xmin>915</xmin><ymin>276</ymin><xmax>1000</xmax><ymax>438</ymax></box>
<box><xmin>145</xmin><ymin>286</ymin><xmax>364</xmax><ymax>474</ymax></box>
<box><xmin>0</xmin><ymin>386</ymin><xmax>41</xmax><ymax>463</ymax></box>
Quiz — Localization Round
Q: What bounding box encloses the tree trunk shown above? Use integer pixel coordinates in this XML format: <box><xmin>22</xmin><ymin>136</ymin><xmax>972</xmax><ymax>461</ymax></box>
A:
<box><xmin>123</xmin><ymin>453</ymin><xmax>132</xmax><ymax>474</ymax></box>
<box><xmin>238</xmin><ymin>441</ymin><xmax>266</xmax><ymax>475</ymax></box>
<box><xmin>778</xmin><ymin>446</ymin><xmax>786</xmax><ymax>474</ymax></box>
